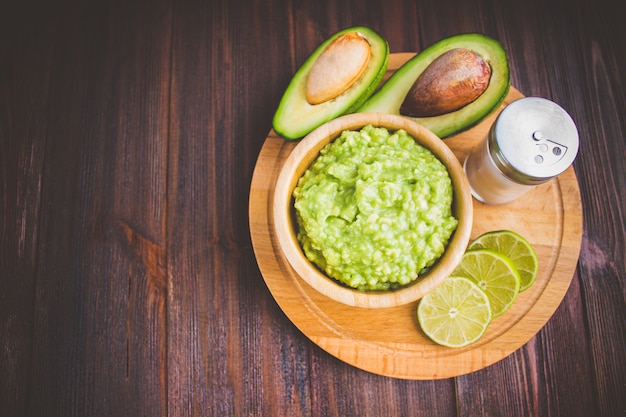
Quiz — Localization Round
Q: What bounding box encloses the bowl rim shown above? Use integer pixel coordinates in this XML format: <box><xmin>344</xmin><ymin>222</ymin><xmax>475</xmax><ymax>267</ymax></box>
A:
<box><xmin>272</xmin><ymin>112</ymin><xmax>473</xmax><ymax>309</ymax></box>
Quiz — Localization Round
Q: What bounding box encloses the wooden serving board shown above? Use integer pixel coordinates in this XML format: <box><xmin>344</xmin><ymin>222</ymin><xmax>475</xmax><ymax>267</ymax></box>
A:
<box><xmin>248</xmin><ymin>53</ymin><xmax>583</xmax><ymax>379</ymax></box>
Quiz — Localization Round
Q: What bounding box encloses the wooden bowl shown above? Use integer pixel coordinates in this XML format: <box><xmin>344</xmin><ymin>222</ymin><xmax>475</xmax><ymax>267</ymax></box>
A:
<box><xmin>272</xmin><ymin>113</ymin><xmax>473</xmax><ymax>308</ymax></box>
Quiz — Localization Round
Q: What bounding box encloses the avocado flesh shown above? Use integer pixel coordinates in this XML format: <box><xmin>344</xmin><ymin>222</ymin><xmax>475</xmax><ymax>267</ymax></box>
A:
<box><xmin>358</xmin><ymin>33</ymin><xmax>510</xmax><ymax>138</ymax></box>
<box><xmin>272</xmin><ymin>26</ymin><xmax>390</xmax><ymax>140</ymax></box>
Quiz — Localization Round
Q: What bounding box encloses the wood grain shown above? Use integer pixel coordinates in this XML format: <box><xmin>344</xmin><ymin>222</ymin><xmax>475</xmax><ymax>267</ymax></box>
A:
<box><xmin>1</xmin><ymin>0</ymin><xmax>624</xmax><ymax>415</ymax></box>
<box><xmin>250</xmin><ymin>58</ymin><xmax>583</xmax><ymax>378</ymax></box>
<box><xmin>1</xmin><ymin>2</ymin><xmax>172</xmax><ymax>415</ymax></box>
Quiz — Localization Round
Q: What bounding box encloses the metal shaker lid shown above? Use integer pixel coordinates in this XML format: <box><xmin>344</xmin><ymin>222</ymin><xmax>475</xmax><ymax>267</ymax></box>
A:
<box><xmin>489</xmin><ymin>97</ymin><xmax>579</xmax><ymax>185</ymax></box>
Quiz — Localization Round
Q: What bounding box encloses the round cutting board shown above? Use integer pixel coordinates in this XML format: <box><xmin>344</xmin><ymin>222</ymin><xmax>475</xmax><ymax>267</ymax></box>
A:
<box><xmin>248</xmin><ymin>53</ymin><xmax>583</xmax><ymax>379</ymax></box>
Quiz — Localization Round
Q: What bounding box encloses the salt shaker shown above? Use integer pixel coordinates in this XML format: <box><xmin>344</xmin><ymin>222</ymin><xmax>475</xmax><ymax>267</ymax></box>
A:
<box><xmin>463</xmin><ymin>97</ymin><xmax>579</xmax><ymax>205</ymax></box>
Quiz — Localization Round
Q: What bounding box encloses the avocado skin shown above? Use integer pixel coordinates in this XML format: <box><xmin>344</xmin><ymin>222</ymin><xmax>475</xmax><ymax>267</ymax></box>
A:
<box><xmin>272</xmin><ymin>26</ymin><xmax>389</xmax><ymax>140</ymax></box>
<box><xmin>358</xmin><ymin>33</ymin><xmax>511</xmax><ymax>139</ymax></box>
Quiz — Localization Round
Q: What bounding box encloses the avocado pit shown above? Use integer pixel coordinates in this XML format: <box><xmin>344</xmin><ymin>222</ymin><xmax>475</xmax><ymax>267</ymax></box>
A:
<box><xmin>306</xmin><ymin>32</ymin><xmax>371</xmax><ymax>105</ymax></box>
<box><xmin>400</xmin><ymin>48</ymin><xmax>491</xmax><ymax>117</ymax></box>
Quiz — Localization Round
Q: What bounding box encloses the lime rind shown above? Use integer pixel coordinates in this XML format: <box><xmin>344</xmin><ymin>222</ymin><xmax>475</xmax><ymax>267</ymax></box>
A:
<box><xmin>417</xmin><ymin>231</ymin><xmax>537</xmax><ymax>347</ymax></box>
<box><xmin>452</xmin><ymin>249</ymin><xmax>521</xmax><ymax>318</ymax></box>
<box><xmin>468</xmin><ymin>230</ymin><xmax>538</xmax><ymax>291</ymax></box>
<box><xmin>417</xmin><ymin>276</ymin><xmax>492</xmax><ymax>348</ymax></box>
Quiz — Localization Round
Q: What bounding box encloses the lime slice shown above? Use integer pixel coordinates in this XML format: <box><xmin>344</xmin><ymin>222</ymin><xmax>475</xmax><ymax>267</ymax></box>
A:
<box><xmin>453</xmin><ymin>249</ymin><xmax>521</xmax><ymax>318</ymax></box>
<box><xmin>468</xmin><ymin>230</ymin><xmax>538</xmax><ymax>291</ymax></box>
<box><xmin>417</xmin><ymin>276</ymin><xmax>492</xmax><ymax>348</ymax></box>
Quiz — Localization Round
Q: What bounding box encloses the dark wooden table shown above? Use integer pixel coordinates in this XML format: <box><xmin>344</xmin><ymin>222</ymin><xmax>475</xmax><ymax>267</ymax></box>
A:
<box><xmin>2</xmin><ymin>0</ymin><xmax>624</xmax><ymax>415</ymax></box>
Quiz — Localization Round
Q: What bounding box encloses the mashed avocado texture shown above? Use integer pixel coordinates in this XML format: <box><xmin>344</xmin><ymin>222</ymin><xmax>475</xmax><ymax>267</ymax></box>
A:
<box><xmin>293</xmin><ymin>125</ymin><xmax>458</xmax><ymax>291</ymax></box>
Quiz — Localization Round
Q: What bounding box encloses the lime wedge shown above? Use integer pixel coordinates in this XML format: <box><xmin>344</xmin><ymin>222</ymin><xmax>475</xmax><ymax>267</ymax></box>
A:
<box><xmin>468</xmin><ymin>230</ymin><xmax>538</xmax><ymax>291</ymax></box>
<box><xmin>417</xmin><ymin>276</ymin><xmax>492</xmax><ymax>348</ymax></box>
<box><xmin>453</xmin><ymin>249</ymin><xmax>521</xmax><ymax>318</ymax></box>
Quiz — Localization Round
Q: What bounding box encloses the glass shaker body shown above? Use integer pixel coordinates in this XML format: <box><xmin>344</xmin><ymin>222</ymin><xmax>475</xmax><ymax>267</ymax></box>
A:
<box><xmin>464</xmin><ymin>97</ymin><xmax>579</xmax><ymax>205</ymax></box>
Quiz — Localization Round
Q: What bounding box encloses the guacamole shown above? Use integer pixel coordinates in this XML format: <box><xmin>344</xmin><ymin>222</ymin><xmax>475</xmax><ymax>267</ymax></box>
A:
<box><xmin>293</xmin><ymin>125</ymin><xmax>458</xmax><ymax>291</ymax></box>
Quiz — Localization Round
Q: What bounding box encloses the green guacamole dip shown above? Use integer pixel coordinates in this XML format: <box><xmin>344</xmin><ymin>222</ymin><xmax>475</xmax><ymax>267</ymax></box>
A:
<box><xmin>293</xmin><ymin>124</ymin><xmax>458</xmax><ymax>291</ymax></box>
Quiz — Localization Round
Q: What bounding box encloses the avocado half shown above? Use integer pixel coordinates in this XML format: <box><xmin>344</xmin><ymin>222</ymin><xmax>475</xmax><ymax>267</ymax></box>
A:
<box><xmin>358</xmin><ymin>33</ymin><xmax>511</xmax><ymax>138</ymax></box>
<box><xmin>272</xmin><ymin>26</ymin><xmax>390</xmax><ymax>140</ymax></box>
